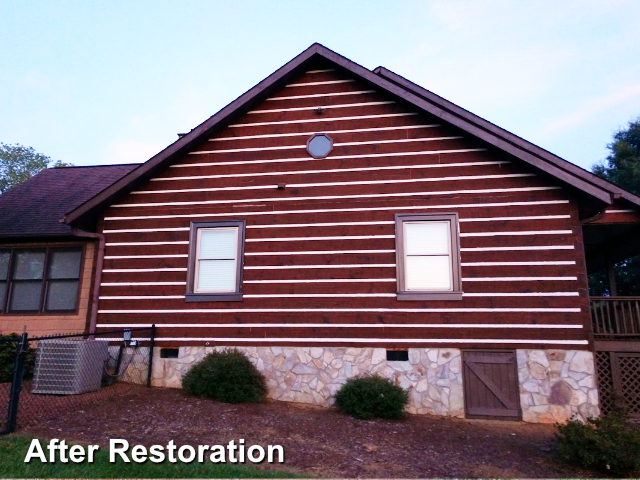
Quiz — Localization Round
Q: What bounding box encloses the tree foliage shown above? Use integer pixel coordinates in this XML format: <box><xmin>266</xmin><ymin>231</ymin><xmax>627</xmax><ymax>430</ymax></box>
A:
<box><xmin>589</xmin><ymin>116</ymin><xmax>640</xmax><ymax>296</ymax></box>
<box><xmin>593</xmin><ymin>116</ymin><xmax>640</xmax><ymax>195</ymax></box>
<box><xmin>589</xmin><ymin>257</ymin><xmax>640</xmax><ymax>296</ymax></box>
<box><xmin>0</xmin><ymin>334</ymin><xmax>36</xmax><ymax>383</ymax></box>
<box><xmin>0</xmin><ymin>143</ymin><xmax>73</xmax><ymax>194</ymax></box>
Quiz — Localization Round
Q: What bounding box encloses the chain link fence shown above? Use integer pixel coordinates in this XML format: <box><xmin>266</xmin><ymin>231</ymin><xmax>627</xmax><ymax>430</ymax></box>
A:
<box><xmin>0</xmin><ymin>326</ymin><xmax>155</xmax><ymax>434</ymax></box>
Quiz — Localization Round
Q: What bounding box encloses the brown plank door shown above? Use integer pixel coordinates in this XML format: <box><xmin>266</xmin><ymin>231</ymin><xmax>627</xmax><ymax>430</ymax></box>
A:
<box><xmin>462</xmin><ymin>351</ymin><xmax>521</xmax><ymax>420</ymax></box>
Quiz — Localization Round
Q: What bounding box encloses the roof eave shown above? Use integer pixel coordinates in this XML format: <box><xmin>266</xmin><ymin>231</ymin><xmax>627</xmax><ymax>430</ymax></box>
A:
<box><xmin>0</xmin><ymin>232</ymin><xmax>81</xmax><ymax>241</ymax></box>
<box><xmin>63</xmin><ymin>43</ymin><xmax>326</xmax><ymax>225</ymax></box>
<box><xmin>65</xmin><ymin>43</ymin><xmax>640</xmax><ymax>225</ymax></box>
<box><xmin>374</xmin><ymin>66</ymin><xmax>640</xmax><ymax>210</ymax></box>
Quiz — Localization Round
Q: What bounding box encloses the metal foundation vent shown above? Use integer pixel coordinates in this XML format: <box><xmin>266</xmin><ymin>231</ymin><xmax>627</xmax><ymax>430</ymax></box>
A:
<box><xmin>31</xmin><ymin>339</ymin><xmax>109</xmax><ymax>395</ymax></box>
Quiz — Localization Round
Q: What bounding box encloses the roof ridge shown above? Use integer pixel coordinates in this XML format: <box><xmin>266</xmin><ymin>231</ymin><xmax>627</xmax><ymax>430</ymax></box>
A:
<box><xmin>62</xmin><ymin>43</ymin><xmax>640</xmax><ymax>225</ymax></box>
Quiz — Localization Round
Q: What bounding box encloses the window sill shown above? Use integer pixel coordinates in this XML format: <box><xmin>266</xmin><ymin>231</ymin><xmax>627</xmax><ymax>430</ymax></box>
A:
<box><xmin>1</xmin><ymin>311</ymin><xmax>80</xmax><ymax>316</ymax></box>
<box><xmin>396</xmin><ymin>291</ymin><xmax>463</xmax><ymax>301</ymax></box>
<box><xmin>185</xmin><ymin>293</ymin><xmax>243</xmax><ymax>302</ymax></box>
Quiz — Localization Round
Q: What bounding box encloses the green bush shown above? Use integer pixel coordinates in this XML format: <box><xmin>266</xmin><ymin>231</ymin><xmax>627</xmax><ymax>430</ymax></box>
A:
<box><xmin>555</xmin><ymin>411</ymin><xmax>640</xmax><ymax>476</ymax></box>
<box><xmin>334</xmin><ymin>375</ymin><xmax>408</xmax><ymax>420</ymax></box>
<box><xmin>0</xmin><ymin>334</ymin><xmax>35</xmax><ymax>383</ymax></box>
<box><xmin>182</xmin><ymin>349</ymin><xmax>266</xmax><ymax>403</ymax></box>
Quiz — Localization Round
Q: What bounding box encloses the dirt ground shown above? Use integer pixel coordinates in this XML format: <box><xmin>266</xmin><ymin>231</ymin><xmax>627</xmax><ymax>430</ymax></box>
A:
<box><xmin>22</xmin><ymin>386</ymin><xmax>595</xmax><ymax>478</ymax></box>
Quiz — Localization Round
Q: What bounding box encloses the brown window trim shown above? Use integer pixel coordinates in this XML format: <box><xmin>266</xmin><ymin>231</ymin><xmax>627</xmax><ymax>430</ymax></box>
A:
<box><xmin>0</xmin><ymin>244</ymin><xmax>85</xmax><ymax>315</ymax></box>
<box><xmin>306</xmin><ymin>133</ymin><xmax>334</xmax><ymax>159</ymax></box>
<box><xmin>186</xmin><ymin>220</ymin><xmax>245</xmax><ymax>302</ymax></box>
<box><xmin>395</xmin><ymin>213</ymin><xmax>462</xmax><ymax>301</ymax></box>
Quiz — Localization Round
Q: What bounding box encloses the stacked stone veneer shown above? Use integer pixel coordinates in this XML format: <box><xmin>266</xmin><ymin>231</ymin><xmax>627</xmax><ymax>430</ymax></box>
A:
<box><xmin>152</xmin><ymin>346</ymin><xmax>465</xmax><ymax>417</ymax></box>
<box><xmin>108</xmin><ymin>345</ymin><xmax>150</xmax><ymax>386</ymax></box>
<box><xmin>149</xmin><ymin>346</ymin><xmax>600</xmax><ymax>423</ymax></box>
<box><xmin>517</xmin><ymin>349</ymin><xmax>600</xmax><ymax>423</ymax></box>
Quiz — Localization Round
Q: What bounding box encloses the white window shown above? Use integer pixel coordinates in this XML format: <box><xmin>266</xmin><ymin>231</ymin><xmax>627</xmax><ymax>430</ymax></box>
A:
<box><xmin>195</xmin><ymin>227</ymin><xmax>238</xmax><ymax>293</ymax></box>
<box><xmin>395</xmin><ymin>214</ymin><xmax>461</xmax><ymax>300</ymax></box>
<box><xmin>187</xmin><ymin>221</ymin><xmax>245</xmax><ymax>301</ymax></box>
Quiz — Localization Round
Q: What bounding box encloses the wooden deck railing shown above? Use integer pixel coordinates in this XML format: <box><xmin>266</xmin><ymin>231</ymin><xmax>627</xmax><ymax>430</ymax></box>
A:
<box><xmin>590</xmin><ymin>297</ymin><xmax>640</xmax><ymax>339</ymax></box>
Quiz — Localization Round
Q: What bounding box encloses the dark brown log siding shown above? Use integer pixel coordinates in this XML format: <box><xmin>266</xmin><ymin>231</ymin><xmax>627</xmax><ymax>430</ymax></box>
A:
<box><xmin>96</xmin><ymin>69</ymin><xmax>592</xmax><ymax>348</ymax></box>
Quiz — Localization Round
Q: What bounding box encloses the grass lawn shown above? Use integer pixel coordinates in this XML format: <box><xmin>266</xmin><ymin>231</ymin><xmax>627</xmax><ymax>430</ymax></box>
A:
<box><xmin>0</xmin><ymin>436</ymin><xmax>297</xmax><ymax>479</ymax></box>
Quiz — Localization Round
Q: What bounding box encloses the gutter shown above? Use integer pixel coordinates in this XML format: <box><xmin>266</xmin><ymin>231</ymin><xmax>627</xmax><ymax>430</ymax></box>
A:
<box><xmin>70</xmin><ymin>228</ymin><xmax>105</xmax><ymax>333</ymax></box>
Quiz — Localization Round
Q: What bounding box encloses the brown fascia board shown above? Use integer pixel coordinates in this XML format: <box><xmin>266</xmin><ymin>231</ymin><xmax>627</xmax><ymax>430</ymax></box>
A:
<box><xmin>374</xmin><ymin>66</ymin><xmax>640</xmax><ymax>210</ymax></box>
<box><xmin>308</xmin><ymin>47</ymin><xmax>613</xmax><ymax>206</ymax></box>
<box><xmin>65</xmin><ymin>43</ymin><xmax>636</xmax><ymax>225</ymax></box>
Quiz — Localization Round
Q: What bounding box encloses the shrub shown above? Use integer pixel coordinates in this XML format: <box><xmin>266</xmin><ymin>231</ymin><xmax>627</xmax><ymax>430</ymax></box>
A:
<box><xmin>334</xmin><ymin>375</ymin><xmax>408</xmax><ymax>420</ymax></box>
<box><xmin>0</xmin><ymin>334</ymin><xmax>35</xmax><ymax>383</ymax></box>
<box><xmin>554</xmin><ymin>411</ymin><xmax>640</xmax><ymax>476</ymax></box>
<box><xmin>182</xmin><ymin>349</ymin><xmax>266</xmax><ymax>403</ymax></box>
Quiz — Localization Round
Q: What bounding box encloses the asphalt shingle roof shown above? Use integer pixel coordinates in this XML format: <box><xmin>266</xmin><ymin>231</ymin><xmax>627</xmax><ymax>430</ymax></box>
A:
<box><xmin>0</xmin><ymin>164</ymin><xmax>139</xmax><ymax>238</ymax></box>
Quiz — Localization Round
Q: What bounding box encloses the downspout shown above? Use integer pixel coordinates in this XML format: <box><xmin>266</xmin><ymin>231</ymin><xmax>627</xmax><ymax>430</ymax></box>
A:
<box><xmin>71</xmin><ymin>228</ymin><xmax>105</xmax><ymax>333</ymax></box>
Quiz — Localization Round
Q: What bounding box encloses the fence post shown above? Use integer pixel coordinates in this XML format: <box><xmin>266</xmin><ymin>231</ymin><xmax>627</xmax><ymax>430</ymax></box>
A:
<box><xmin>147</xmin><ymin>324</ymin><xmax>155</xmax><ymax>388</ymax></box>
<box><xmin>6</xmin><ymin>332</ymin><xmax>28</xmax><ymax>434</ymax></box>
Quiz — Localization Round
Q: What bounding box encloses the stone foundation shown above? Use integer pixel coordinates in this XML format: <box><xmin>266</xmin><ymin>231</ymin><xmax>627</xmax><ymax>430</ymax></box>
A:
<box><xmin>150</xmin><ymin>346</ymin><xmax>600</xmax><ymax>423</ymax></box>
<box><xmin>517</xmin><ymin>349</ymin><xmax>599</xmax><ymax>423</ymax></box>
<box><xmin>108</xmin><ymin>345</ymin><xmax>150</xmax><ymax>385</ymax></box>
<box><xmin>152</xmin><ymin>346</ymin><xmax>465</xmax><ymax>417</ymax></box>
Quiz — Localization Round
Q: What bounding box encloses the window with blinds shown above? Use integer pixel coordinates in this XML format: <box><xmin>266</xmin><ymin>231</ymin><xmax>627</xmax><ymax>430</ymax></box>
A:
<box><xmin>395</xmin><ymin>214</ymin><xmax>462</xmax><ymax>300</ymax></box>
<box><xmin>195</xmin><ymin>228</ymin><xmax>239</xmax><ymax>293</ymax></box>
<box><xmin>187</xmin><ymin>221</ymin><xmax>245</xmax><ymax>301</ymax></box>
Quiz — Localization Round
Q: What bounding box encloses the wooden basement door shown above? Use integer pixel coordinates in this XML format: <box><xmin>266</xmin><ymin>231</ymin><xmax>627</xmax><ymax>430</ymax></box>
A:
<box><xmin>462</xmin><ymin>351</ymin><xmax>521</xmax><ymax>420</ymax></box>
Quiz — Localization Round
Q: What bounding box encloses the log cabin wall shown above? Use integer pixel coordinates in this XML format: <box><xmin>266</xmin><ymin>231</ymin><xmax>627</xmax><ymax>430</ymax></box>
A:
<box><xmin>95</xmin><ymin>66</ymin><xmax>592</xmax><ymax>350</ymax></box>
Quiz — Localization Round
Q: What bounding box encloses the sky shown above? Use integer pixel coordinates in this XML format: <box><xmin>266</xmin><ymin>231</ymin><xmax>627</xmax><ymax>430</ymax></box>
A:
<box><xmin>1</xmin><ymin>0</ymin><xmax>639</xmax><ymax>172</ymax></box>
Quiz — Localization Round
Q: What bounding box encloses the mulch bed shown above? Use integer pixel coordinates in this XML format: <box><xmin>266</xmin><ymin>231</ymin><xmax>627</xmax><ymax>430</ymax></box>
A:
<box><xmin>21</xmin><ymin>386</ymin><xmax>595</xmax><ymax>478</ymax></box>
<box><xmin>1</xmin><ymin>381</ymin><xmax>140</xmax><ymax>431</ymax></box>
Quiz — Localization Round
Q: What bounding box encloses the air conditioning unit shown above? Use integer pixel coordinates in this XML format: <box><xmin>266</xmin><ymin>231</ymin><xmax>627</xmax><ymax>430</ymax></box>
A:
<box><xmin>31</xmin><ymin>339</ymin><xmax>109</xmax><ymax>395</ymax></box>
